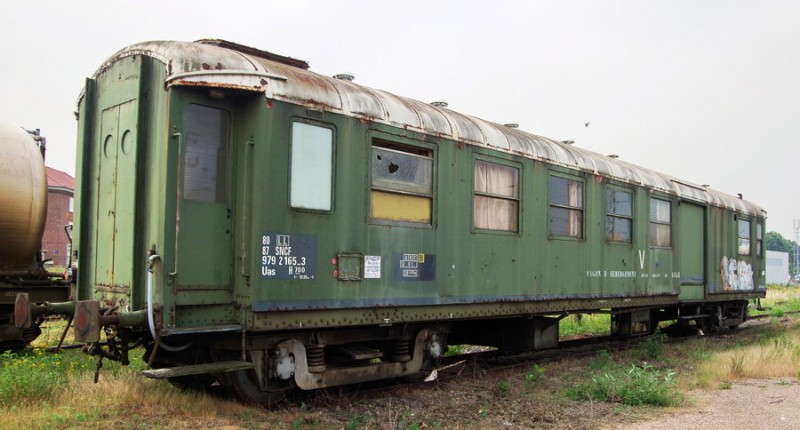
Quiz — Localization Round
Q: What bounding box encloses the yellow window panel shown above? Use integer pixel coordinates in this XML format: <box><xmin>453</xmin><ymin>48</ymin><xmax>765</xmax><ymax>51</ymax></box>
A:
<box><xmin>371</xmin><ymin>191</ymin><xmax>431</xmax><ymax>223</ymax></box>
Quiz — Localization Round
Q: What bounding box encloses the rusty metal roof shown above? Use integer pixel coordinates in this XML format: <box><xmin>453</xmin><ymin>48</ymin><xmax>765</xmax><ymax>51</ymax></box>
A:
<box><xmin>91</xmin><ymin>40</ymin><xmax>765</xmax><ymax>217</ymax></box>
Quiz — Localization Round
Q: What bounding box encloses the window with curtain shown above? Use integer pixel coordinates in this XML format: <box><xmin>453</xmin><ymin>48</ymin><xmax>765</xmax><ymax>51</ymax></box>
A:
<box><xmin>473</xmin><ymin>160</ymin><xmax>519</xmax><ymax>231</ymax></box>
<box><xmin>549</xmin><ymin>175</ymin><xmax>583</xmax><ymax>237</ymax></box>
<box><xmin>370</xmin><ymin>142</ymin><xmax>433</xmax><ymax>224</ymax></box>
<box><xmin>606</xmin><ymin>188</ymin><xmax>633</xmax><ymax>242</ymax></box>
<box><xmin>738</xmin><ymin>219</ymin><xmax>751</xmax><ymax>255</ymax></box>
<box><xmin>649</xmin><ymin>198</ymin><xmax>671</xmax><ymax>247</ymax></box>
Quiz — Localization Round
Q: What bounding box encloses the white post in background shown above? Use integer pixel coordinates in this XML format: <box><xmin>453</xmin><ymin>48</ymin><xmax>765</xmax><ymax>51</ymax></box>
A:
<box><xmin>794</xmin><ymin>219</ymin><xmax>800</xmax><ymax>276</ymax></box>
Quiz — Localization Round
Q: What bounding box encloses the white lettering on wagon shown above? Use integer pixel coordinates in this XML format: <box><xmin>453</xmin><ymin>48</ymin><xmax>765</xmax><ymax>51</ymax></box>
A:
<box><xmin>584</xmin><ymin>269</ymin><xmax>680</xmax><ymax>280</ymax></box>
<box><xmin>260</xmin><ymin>232</ymin><xmax>317</xmax><ymax>280</ymax></box>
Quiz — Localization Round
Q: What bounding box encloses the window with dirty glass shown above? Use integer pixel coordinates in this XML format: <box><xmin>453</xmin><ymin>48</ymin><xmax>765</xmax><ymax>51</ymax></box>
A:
<box><xmin>290</xmin><ymin>122</ymin><xmax>333</xmax><ymax>211</ymax></box>
<box><xmin>606</xmin><ymin>188</ymin><xmax>633</xmax><ymax>242</ymax></box>
<box><xmin>473</xmin><ymin>160</ymin><xmax>519</xmax><ymax>231</ymax></box>
<box><xmin>183</xmin><ymin>104</ymin><xmax>230</xmax><ymax>202</ymax></box>
<box><xmin>549</xmin><ymin>175</ymin><xmax>583</xmax><ymax>237</ymax></box>
<box><xmin>649</xmin><ymin>198</ymin><xmax>671</xmax><ymax>247</ymax></box>
<box><xmin>756</xmin><ymin>223</ymin><xmax>763</xmax><ymax>257</ymax></box>
<box><xmin>370</xmin><ymin>141</ymin><xmax>432</xmax><ymax>224</ymax></box>
<box><xmin>738</xmin><ymin>219</ymin><xmax>751</xmax><ymax>255</ymax></box>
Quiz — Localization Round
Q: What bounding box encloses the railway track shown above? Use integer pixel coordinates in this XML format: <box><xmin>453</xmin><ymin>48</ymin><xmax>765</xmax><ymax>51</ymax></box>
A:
<box><xmin>291</xmin><ymin>312</ymin><xmax>797</xmax><ymax>404</ymax></box>
<box><xmin>28</xmin><ymin>309</ymin><xmax>795</xmax><ymax>407</ymax></box>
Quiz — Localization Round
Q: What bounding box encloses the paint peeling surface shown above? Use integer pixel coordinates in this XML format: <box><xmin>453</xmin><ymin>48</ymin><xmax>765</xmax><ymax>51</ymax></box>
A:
<box><xmin>91</xmin><ymin>39</ymin><xmax>764</xmax><ymax>217</ymax></box>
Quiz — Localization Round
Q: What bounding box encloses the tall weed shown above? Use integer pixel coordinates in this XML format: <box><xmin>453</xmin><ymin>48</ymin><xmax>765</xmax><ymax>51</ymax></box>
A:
<box><xmin>566</xmin><ymin>362</ymin><xmax>680</xmax><ymax>406</ymax></box>
<box><xmin>637</xmin><ymin>329</ymin><xmax>667</xmax><ymax>361</ymax></box>
<box><xmin>0</xmin><ymin>348</ymin><xmax>96</xmax><ymax>406</ymax></box>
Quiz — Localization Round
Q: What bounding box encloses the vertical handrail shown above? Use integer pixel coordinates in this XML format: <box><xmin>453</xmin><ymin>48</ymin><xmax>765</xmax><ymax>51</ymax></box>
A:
<box><xmin>240</xmin><ymin>136</ymin><xmax>254</xmax><ymax>278</ymax></box>
<box><xmin>169</xmin><ymin>130</ymin><xmax>182</xmax><ymax>280</ymax></box>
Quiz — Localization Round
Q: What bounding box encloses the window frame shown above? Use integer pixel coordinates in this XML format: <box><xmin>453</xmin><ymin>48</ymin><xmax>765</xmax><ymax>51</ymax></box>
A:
<box><xmin>288</xmin><ymin>119</ymin><xmax>336</xmax><ymax>214</ymax></box>
<box><xmin>648</xmin><ymin>196</ymin><xmax>672</xmax><ymax>248</ymax></box>
<box><xmin>368</xmin><ymin>135</ymin><xmax>436</xmax><ymax>227</ymax></box>
<box><xmin>472</xmin><ymin>156</ymin><xmax>522</xmax><ymax>234</ymax></box>
<box><xmin>548</xmin><ymin>172</ymin><xmax>585</xmax><ymax>239</ymax></box>
<box><xmin>738</xmin><ymin>218</ymin><xmax>752</xmax><ymax>256</ymax></box>
<box><xmin>756</xmin><ymin>222</ymin><xmax>763</xmax><ymax>257</ymax></box>
<box><xmin>605</xmin><ymin>186</ymin><xmax>634</xmax><ymax>244</ymax></box>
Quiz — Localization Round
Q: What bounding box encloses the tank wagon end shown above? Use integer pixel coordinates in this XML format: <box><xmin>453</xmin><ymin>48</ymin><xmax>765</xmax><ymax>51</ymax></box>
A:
<box><xmin>1</xmin><ymin>124</ymin><xmax>71</xmax><ymax>349</ymax></box>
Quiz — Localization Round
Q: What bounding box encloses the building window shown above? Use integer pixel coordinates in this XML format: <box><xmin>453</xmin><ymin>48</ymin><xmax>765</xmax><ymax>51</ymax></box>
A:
<box><xmin>549</xmin><ymin>175</ymin><xmax>583</xmax><ymax>237</ymax></box>
<box><xmin>183</xmin><ymin>104</ymin><xmax>230</xmax><ymax>202</ymax></box>
<box><xmin>473</xmin><ymin>160</ymin><xmax>519</xmax><ymax>231</ymax></box>
<box><xmin>649</xmin><ymin>198</ymin><xmax>671</xmax><ymax>247</ymax></box>
<box><xmin>290</xmin><ymin>122</ymin><xmax>333</xmax><ymax>211</ymax></box>
<box><xmin>738</xmin><ymin>219</ymin><xmax>751</xmax><ymax>255</ymax></box>
<box><xmin>606</xmin><ymin>188</ymin><xmax>633</xmax><ymax>242</ymax></box>
<box><xmin>370</xmin><ymin>141</ymin><xmax>432</xmax><ymax>224</ymax></box>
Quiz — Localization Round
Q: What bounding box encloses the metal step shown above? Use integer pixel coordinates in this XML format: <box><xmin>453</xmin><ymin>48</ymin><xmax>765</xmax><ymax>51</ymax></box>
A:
<box><xmin>677</xmin><ymin>314</ymin><xmax>710</xmax><ymax>320</ymax></box>
<box><xmin>159</xmin><ymin>324</ymin><xmax>244</xmax><ymax>336</ymax></box>
<box><xmin>141</xmin><ymin>361</ymin><xmax>254</xmax><ymax>380</ymax></box>
<box><xmin>332</xmin><ymin>345</ymin><xmax>384</xmax><ymax>361</ymax></box>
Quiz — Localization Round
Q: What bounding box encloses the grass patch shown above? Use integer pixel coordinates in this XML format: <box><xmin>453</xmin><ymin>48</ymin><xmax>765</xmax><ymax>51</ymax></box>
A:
<box><xmin>567</xmin><ymin>362</ymin><xmax>680</xmax><ymax>406</ymax></box>
<box><xmin>560</xmin><ymin>313</ymin><xmax>611</xmax><ymax>339</ymax></box>
<box><xmin>0</xmin><ymin>348</ymin><xmax>97</xmax><ymax>406</ymax></box>
<box><xmin>1</xmin><ymin>348</ymin><xmax>264</xmax><ymax>429</ymax></box>
<box><xmin>1</xmin><ymin>288</ymin><xmax>799</xmax><ymax>428</ymax></box>
<box><xmin>691</xmin><ymin>321</ymin><xmax>800</xmax><ymax>386</ymax></box>
<box><xmin>636</xmin><ymin>329</ymin><xmax>668</xmax><ymax>361</ymax></box>
<box><xmin>751</xmin><ymin>285</ymin><xmax>800</xmax><ymax>317</ymax></box>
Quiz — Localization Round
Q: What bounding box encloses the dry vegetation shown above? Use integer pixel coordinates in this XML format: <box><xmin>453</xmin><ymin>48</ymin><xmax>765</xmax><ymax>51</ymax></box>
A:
<box><xmin>2</xmin><ymin>287</ymin><xmax>799</xmax><ymax>429</ymax></box>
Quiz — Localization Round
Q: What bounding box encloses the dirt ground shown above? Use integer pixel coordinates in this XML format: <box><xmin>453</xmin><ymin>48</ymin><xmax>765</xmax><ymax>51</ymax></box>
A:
<box><xmin>611</xmin><ymin>378</ymin><xmax>800</xmax><ymax>430</ymax></box>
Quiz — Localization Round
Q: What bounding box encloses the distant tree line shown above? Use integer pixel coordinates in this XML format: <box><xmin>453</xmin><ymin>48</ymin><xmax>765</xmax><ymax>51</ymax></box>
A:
<box><xmin>766</xmin><ymin>231</ymin><xmax>798</xmax><ymax>275</ymax></box>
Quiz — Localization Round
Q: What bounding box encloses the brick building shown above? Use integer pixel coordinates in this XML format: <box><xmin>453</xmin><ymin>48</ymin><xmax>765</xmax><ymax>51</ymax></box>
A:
<box><xmin>43</xmin><ymin>167</ymin><xmax>74</xmax><ymax>268</ymax></box>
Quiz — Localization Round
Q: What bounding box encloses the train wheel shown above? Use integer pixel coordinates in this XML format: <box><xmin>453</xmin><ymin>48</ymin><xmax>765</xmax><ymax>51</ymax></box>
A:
<box><xmin>0</xmin><ymin>324</ymin><xmax>42</xmax><ymax>352</ymax></box>
<box><xmin>167</xmin><ymin>374</ymin><xmax>217</xmax><ymax>391</ymax></box>
<box><xmin>696</xmin><ymin>317</ymin><xmax>710</xmax><ymax>334</ymax></box>
<box><xmin>216</xmin><ymin>368</ymin><xmax>291</xmax><ymax>406</ymax></box>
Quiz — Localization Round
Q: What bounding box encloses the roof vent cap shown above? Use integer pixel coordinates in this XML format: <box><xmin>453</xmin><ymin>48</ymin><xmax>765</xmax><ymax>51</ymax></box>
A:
<box><xmin>561</xmin><ymin>140</ymin><xmax>575</xmax><ymax>145</ymax></box>
<box><xmin>607</xmin><ymin>154</ymin><xmax>619</xmax><ymax>159</ymax></box>
<box><xmin>430</xmin><ymin>100</ymin><xmax>448</xmax><ymax>108</ymax></box>
<box><xmin>504</xmin><ymin>122</ymin><xmax>519</xmax><ymax>129</ymax></box>
<box><xmin>333</xmin><ymin>72</ymin><xmax>355</xmax><ymax>82</ymax></box>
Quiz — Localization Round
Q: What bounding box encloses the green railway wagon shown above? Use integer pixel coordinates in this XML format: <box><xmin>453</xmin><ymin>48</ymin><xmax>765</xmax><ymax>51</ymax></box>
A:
<box><xmin>17</xmin><ymin>39</ymin><xmax>765</xmax><ymax>403</ymax></box>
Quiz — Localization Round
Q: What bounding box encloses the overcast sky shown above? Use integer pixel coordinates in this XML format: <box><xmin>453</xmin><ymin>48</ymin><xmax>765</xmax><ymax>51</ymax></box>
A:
<box><xmin>2</xmin><ymin>1</ymin><xmax>798</xmax><ymax>239</ymax></box>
